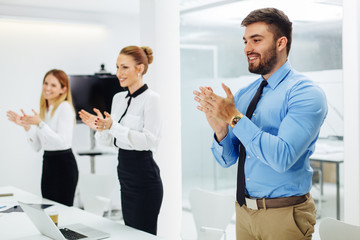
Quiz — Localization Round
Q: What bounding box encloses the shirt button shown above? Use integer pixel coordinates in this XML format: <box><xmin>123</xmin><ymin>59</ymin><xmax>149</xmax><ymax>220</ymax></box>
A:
<box><xmin>257</xmin><ymin>156</ymin><xmax>260</xmax><ymax>159</ymax></box>
<box><xmin>253</xmin><ymin>113</ymin><xmax>255</xmax><ymax>116</ymax></box>
<box><xmin>246</xmin><ymin>178</ymin><xmax>250</xmax><ymax>181</ymax></box>
<box><xmin>247</xmin><ymin>156</ymin><xmax>250</xmax><ymax>159</ymax></box>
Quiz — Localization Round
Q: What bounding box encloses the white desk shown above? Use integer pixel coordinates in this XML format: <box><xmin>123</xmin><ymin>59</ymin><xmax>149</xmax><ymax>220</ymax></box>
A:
<box><xmin>0</xmin><ymin>186</ymin><xmax>162</xmax><ymax>240</ymax></box>
<box><xmin>310</xmin><ymin>152</ymin><xmax>343</xmax><ymax>220</ymax></box>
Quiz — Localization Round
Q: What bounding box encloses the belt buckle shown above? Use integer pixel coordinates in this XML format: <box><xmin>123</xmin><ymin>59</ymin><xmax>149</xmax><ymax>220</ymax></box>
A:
<box><xmin>245</xmin><ymin>197</ymin><xmax>258</xmax><ymax>210</ymax></box>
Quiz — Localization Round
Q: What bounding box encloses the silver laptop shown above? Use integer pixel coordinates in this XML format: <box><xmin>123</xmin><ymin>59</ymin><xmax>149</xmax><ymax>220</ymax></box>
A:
<box><xmin>19</xmin><ymin>201</ymin><xmax>110</xmax><ymax>240</ymax></box>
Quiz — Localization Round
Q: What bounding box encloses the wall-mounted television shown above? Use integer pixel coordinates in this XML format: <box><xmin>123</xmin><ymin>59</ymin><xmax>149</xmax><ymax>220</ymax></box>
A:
<box><xmin>69</xmin><ymin>74</ymin><xmax>126</xmax><ymax>122</ymax></box>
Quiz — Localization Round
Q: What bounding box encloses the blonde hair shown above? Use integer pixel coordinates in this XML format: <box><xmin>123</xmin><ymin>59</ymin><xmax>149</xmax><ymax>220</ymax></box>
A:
<box><xmin>120</xmin><ymin>46</ymin><xmax>154</xmax><ymax>75</ymax></box>
<box><xmin>39</xmin><ymin>69</ymin><xmax>75</xmax><ymax>120</ymax></box>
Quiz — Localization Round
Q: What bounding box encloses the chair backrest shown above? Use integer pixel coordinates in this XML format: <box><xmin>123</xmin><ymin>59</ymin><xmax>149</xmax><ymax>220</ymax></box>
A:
<box><xmin>319</xmin><ymin>217</ymin><xmax>360</xmax><ymax>240</ymax></box>
<box><xmin>78</xmin><ymin>173</ymin><xmax>117</xmax><ymax>216</ymax></box>
<box><xmin>189</xmin><ymin>188</ymin><xmax>235</xmax><ymax>240</ymax></box>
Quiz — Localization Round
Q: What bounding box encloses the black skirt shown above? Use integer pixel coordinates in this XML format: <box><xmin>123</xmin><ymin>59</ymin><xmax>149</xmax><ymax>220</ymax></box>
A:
<box><xmin>41</xmin><ymin>149</ymin><xmax>78</xmax><ymax>206</ymax></box>
<box><xmin>117</xmin><ymin>149</ymin><xmax>163</xmax><ymax>235</ymax></box>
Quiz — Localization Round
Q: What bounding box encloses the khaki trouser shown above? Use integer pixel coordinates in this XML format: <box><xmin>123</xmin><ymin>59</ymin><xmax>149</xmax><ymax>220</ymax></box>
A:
<box><xmin>235</xmin><ymin>195</ymin><xmax>316</xmax><ymax>240</ymax></box>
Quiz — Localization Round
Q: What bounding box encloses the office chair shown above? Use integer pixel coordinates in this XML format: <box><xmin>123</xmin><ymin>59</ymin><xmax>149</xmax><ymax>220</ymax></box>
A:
<box><xmin>319</xmin><ymin>217</ymin><xmax>360</xmax><ymax>240</ymax></box>
<box><xmin>78</xmin><ymin>173</ymin><xmax>117</xmax><ymax>217</ymax></box>
<box><xmin>189</xmin><ymin>188</ymin><xmax>235</xmax><ymax>240</ymax></box>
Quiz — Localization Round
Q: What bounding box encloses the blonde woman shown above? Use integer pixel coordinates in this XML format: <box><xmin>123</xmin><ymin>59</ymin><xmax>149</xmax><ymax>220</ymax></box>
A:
<box><xmin>79</xmin><ymin>46</ymin><xmax>163</xmax><ymax>235</ymax></box>
<box><xmin>7</xmin><ymin>69</ymin><xmax>78</xmax><ymax>206</ymax></box>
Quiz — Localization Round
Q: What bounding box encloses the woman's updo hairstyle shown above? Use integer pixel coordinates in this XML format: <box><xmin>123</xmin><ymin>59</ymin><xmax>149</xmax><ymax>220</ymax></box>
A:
<box><xmin>120</xmin><ymin>46</ymin><xmax>154</xmax><ymax>75</ymax></box>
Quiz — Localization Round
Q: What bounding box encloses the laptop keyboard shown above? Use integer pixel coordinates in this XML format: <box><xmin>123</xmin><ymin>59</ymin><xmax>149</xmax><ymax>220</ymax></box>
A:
<box><xmin>60</xmin><ymin>228</ymin><xmax>87</xmax><ymax>240</ymax></box>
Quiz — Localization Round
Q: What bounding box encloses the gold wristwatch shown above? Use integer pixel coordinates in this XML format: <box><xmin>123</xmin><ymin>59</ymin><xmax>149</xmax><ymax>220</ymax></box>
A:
<box><xmin>230</xmin><ymin>114</ymin><xmax>243</xmax><ymax>128</ymax></box>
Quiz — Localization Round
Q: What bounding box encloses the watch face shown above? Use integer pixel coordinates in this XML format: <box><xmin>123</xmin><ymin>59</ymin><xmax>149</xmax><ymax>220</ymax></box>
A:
<box><xmin>231</xmin><ymin>115</ymin><xmax>242</xmax><ymax>127</ymax></box>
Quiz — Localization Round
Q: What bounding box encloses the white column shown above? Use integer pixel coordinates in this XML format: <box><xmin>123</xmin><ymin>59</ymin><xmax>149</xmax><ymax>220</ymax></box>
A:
<box><xmin>139</xmin><ymin>0</ymin><xmax>182</xmax><ymax>239</ymax></box>
<box><xmin>343</xmin><ymin>0</ymin><xmax>360</xmax><ymax>224</ymax></box>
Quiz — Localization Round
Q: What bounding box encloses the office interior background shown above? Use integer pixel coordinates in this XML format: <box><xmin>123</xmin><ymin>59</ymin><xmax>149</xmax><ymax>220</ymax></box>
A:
<box><xmin>1</xmin><ymin>0</ymin><xmax>360</xmax><ymax>239</ymax></box>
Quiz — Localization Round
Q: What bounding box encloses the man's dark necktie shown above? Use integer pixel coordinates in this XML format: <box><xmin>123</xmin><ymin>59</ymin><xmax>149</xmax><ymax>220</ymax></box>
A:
<box><xmin>113</xmin><ymin>84</ymin><xmax>148</xmax><ymax>147</ymax></box>
<box><xmin>236</xmin><ymin>80</ymin><xmax>268</xmax><ymax>206</ymax></box>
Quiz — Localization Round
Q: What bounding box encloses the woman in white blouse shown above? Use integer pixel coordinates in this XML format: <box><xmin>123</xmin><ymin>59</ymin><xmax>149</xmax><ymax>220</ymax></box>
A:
<box><xmin>79</xmin><ymin>46</ymin><xmax>163</xmax><ymax>235</ymax></box>
<box><xmin>7</xmin><ymin>69</ymin><xmax>78</xmax><ymax>206</ymax></box>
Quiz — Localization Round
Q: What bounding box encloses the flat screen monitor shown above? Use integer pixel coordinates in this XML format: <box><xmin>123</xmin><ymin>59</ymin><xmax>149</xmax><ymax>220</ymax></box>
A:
<box><xmin>69</xmin><ymin>74</ymin><xmax>126</xmax><ymax>122</ymax></box>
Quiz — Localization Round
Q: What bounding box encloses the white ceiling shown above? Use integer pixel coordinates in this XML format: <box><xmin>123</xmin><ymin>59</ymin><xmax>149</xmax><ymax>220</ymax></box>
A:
<box><xmin>180</xmin><ymin>0</ymin><xmax>343</xmax><ymax>27</ymax></box>
<box><xmin>0</xmin><ymin>0</ymin><xmax>139</xmax><ymax>15</ymax></box>
<box><xmin>179</xmin><ymin>0</ymin><xmax>342</xmax><ymax>45</ymax></box>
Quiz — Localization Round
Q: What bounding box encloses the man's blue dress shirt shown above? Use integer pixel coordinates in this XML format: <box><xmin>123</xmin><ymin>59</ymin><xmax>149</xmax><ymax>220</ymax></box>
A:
<box><xmin>211</xmin><ymin>61</ymin><xmax>328</xmax><ymax>198</ymax></box>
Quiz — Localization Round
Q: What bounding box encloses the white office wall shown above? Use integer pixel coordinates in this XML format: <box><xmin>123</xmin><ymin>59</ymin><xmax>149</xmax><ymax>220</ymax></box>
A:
<box><xmin>139</xmin><ymin>1</ymin><xmax>182</xmax><ymax>239</ymax></box>
<box><xmin>343</xmin><ymin>0</ymin><xmax>360</xmax><ymax>225</ymax></box>
<box><xmin>0</xmin><ymin>9</ymin><xmax>139</xmax><ymax>195</ymax></box>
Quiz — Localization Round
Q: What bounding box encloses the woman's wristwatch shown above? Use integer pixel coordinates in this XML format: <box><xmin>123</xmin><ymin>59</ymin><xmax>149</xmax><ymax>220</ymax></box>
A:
<box><xmin>38</xmin><ymin>121</ymin><xmax>45</xmax><ymax>129</ymax></box>
<box><xmin>230</xmin><ymin>113</ymin><xmax>244</xmax><ymax>128</ymax></box>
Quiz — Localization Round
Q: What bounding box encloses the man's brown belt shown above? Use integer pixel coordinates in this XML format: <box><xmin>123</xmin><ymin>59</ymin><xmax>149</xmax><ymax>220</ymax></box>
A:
<box><xmin>245</xmin><ymin>193</ymin><xmax>310</xmax><ymax>209</ymax></box>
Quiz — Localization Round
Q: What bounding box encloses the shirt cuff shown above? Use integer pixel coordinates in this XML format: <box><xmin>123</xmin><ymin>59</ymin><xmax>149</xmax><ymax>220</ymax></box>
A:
<box><xmin>212</xmin><ymin>133</ymin><xmax>224</xmax><ymax>153</ymax></box>
<box><xmin>109</xmin><ymin>121</ymin><xmax>129</xmax><ymax>142</ymax></box>
<box><xmin>233</xmin><ymin>116</ymin><xmax>261</xmax><ymax>147</ymax></box>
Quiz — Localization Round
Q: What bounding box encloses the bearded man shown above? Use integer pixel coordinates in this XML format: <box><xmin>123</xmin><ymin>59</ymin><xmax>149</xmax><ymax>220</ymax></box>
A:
<box><xmin>193</xmin><ymin>8</ymin><xmax>328</xmax><ymax>240</ymax></box>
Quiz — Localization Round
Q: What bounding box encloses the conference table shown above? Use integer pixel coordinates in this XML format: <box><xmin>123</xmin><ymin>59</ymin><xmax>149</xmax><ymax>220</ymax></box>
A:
<box><xmin>0</xmin><ymin>186</ymin><xmax>162</xmax><ymax>240</ymax></box>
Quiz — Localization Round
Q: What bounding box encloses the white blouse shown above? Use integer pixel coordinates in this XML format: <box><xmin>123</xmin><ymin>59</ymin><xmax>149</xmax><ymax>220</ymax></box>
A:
<box><xmin>26</xmin><ymin>102</ymin><xmax>75</xmax><ymax>151</ymax></box>
<box><xmin>95</xmin><ymin>88</ymin><xmax>162</xmax><ymax>152</ymax></box>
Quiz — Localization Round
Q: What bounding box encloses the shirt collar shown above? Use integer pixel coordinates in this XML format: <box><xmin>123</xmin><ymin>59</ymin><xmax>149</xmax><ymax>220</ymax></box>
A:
<box><xmin>265</xmin><ymin>60</ymin><xmax>292</xmax><ymax>90</ymax></box>
<box><xmin>126</xmin><ymin>84</ymin><xmax>148</xmax><ymax>98</ymax></box>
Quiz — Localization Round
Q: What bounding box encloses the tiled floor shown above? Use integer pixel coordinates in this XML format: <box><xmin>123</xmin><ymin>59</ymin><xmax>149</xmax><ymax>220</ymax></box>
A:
<box><xmin>180</xmin><ymin>182</ymin><xmax>343</xmax><ymax>240</ymax></box>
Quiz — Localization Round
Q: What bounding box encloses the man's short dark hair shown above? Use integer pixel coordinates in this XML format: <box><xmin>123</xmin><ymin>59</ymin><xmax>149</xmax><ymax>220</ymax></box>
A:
<box><xmin>241</xmin><ymin>8</ymin><xmax>293</xmax><ymax>56</ymax></box>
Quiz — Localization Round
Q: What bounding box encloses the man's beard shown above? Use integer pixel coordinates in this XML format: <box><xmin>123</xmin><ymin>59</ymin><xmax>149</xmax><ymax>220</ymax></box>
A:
<box><xmin>248</xmin><ymin>44</ymin><xmax>278</xmax><ymax>76</ymax></box>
